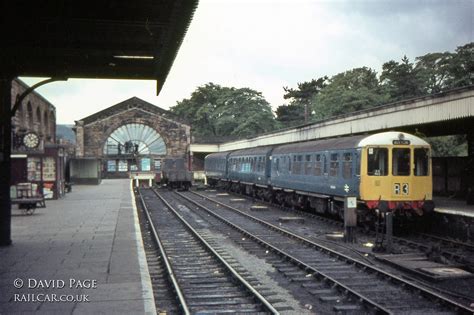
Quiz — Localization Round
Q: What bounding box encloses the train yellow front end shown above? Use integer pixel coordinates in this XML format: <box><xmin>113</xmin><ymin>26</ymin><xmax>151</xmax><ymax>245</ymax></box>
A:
<box><xmin>359</xmin><ymin>132</ymin><xmax>434</xmax><ymax>215</ymax></box>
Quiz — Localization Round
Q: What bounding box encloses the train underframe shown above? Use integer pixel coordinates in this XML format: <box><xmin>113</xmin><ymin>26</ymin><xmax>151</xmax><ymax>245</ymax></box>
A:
<box><xmin>208</xmin><ymin>178</ymin><xmax>433</xmax><ymax>225</ymax></box>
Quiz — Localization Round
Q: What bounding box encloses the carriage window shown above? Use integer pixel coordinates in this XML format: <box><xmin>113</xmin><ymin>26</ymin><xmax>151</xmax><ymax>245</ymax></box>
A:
<box><xmin>314</xmin><ymin>154</ymin><xmax>322</xmax><ymax>176</ymax></box>
<box><xmin>305</xmin><ymin>155</ymin><xmax>312</xmax><ymax>175</ymax></box>
<box><xmin>367</xmin><ymin>148</ymin><xmax>388</xmax><ymax>176</ymax></box>
<box><xmin>414</xmin><ymin>148</ymin><xmax>429</xmax><ymax>176</ymax></box>
<box><xmin>330</xmin><ymin>153</ymin><xmax>339</xmax><ymax>177</ymax></box>
<box><xmin>323</xmin><ymin>154</ymin><xmax>328</xmax><ymax>175</ymax></box>
<box><xmin>342</xmin><ymin>153</ymin><xmax>352</xmax><ymax>179</ymax></box>
<box><xmin>275</xmin><ymin>158</ymin><xmax>280</xmax><ymax>172</ymax></box>
<box><xmin>392</xmin><ymin>148</ymin><xmax>410</xmax><ymax>176</ymax></box>
<box><xmin>294</xmin><ymin>155</ymin><xmax>302</xmax><ymax>174</ymax></box>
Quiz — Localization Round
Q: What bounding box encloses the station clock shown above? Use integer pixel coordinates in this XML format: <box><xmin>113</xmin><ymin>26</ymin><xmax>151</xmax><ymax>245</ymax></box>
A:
<box><xmin>23</xmin><ymin>132</ymin><xmax>40</xmax><ymax>149</ymax></box>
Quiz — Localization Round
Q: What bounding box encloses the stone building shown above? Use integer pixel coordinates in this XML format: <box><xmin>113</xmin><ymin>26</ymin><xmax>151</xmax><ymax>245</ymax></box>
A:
<box><xmin>10</xmin><ymin>79</ymin><xmax>68</xmax><ymax>199</ymax></box>
<box><xmin>73</xmin><ymin>97</ymin><xmax>191</xmax><ymax>183</ymax></box>
<box><xmin>11</xmin><ymin>79</ymin><xmax>56</xmax><ymax>145</ymax></box>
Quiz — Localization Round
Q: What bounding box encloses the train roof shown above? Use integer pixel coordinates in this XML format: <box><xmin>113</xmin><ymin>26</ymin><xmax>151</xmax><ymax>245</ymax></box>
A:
<box><xmin>228</xmin><ymin>146</ymin><xmax>274</xmax><ymax>157</ymax></box>
<box><xmin>272</xmin><ymin>132</ymin><xmax>429</xmax><ymax>154</ymax></box>
<box><xmin>206</xmin><ymin>132</ymin><xmax>430</xmax><ymax>158</ymax></box>
<box><xmin>272</xmin><ymin>135</ymin><xmax>366</xmax><ymax>154</ymax></box>
<box><xmin>358</xmin><ymin>132</ymin><xmax>430</xmax><ymax>146</ymax></box>
<box><xmin>205</xmin><ymin>151</ymin><xmax>232</xmax><ymax>160</ymax></box>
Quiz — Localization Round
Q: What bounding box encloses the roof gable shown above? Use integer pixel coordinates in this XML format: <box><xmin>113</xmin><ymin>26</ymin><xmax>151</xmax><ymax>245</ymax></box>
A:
<box><xmin>80</xmin><ymin>97</ymin><xmax>183</xmax><ymax>125</ymax></box>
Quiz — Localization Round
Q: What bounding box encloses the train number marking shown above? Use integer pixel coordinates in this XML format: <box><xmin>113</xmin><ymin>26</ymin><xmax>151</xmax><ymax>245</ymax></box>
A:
<box><xmin>344</xmin><ymin>184</ymin><xmax>350</xmax><ymax>193</ymax></box>
<box><xmin>394</xmin><ymin>183</ymin><xmax>409</xmax><ymax>195</ymax></box>
<box><xmin>402</xmin><ymin>183</ymin><xmax>409</xmax><ymax>195</ymax></box>
<box><xmin>394</xmin><ymin>183</ymin><xmax>400</xmax><ymax>195</ymax></box>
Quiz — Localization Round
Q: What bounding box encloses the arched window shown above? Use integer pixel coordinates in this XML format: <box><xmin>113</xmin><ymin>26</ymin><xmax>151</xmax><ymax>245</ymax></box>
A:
<box><xmin>36</xmin><ymin>107</ymin><xmax>42</xmax><ymax>125</ymax></box>
<box><xmin>44</xmin><ymin>111</ymin><xmax>49</xmax><ymax>137</ymax></box>
<box><xmin>103</xmin><ymin>123</ymin><xmax>166</xmax><ymax>156</ymax></box>
<box><xmin>49</xmin><ymin>111</ymin><xmax>55</xmax><ymax>136</ymax></box>
<box><xmin>27</xmin><ymin>102</ymin><xmax>33</xmax><ymax>127</ymax></box>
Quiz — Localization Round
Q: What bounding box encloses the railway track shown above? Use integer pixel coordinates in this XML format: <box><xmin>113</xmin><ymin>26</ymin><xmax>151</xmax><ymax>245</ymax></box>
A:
<box><xmin>137</xmin><ymin>188</ymin><xmax>278</xmax><ymax>314</ymax></box>
<box><xmin>177</xmin><ymin>189</ymin><xmax>473</xmax><ymax>314</ymax></box>
<box><xmin>204</xmin><ymin>189</ymin><xmax>474</xmax><ymax>269</ymax></box>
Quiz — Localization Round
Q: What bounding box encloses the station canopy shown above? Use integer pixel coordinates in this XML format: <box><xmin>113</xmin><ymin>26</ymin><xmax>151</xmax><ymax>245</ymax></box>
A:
<box><xmin>0</xmin><ymin>0</ymin><xmax>198</xmax><ymax>93</ymax></box>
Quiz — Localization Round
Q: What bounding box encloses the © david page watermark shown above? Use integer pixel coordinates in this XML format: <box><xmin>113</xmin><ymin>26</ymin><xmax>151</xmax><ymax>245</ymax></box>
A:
<box><xmin>12</xmin><ymin>278</ymin><xmax>98</xmax><ymax>303</ymax></box>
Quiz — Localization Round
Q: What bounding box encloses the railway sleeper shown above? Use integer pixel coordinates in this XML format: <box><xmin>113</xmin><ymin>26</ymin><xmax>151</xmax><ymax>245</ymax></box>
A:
<box><xmin>182</xmin><ymin>286</ymin><xmax>245</xmax><ymax>293</ymax></box>
<box><xmin>188</xmin><ymin>300</ymin><xmax>261</xmax><ymax>307</ymax></box>
<box><xmin>193</xmin><ymin>306</ymin><xmax>264</xmax><ymax>314</ymax></box>
<box><xmin>186</xmin><ymin>292</ymin><xmax>250</xmax><ymax>299</ymax></box>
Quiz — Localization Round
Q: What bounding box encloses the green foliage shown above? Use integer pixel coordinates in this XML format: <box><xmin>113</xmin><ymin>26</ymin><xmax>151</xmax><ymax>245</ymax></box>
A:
<box><xmin>427</xmin><ymin>135</ymin><xmax>467</xmax><ymax>157</ymax></box>
<box><xmin>170</xmin><ymin>83</ymin><xmax>277</xmax><ymax>138</ymax></box>
<box><xmin>415</xmin><ymin>52</ymin><xmax>454</xmax><ymax>94</ymax></box>
<box><xmin>380</xmin><ymin>56</ymin><xmax>424</xmax><ymax>101</ymax></box>
<box><xmin>312</xmin><ymin>67</ymin><xmax>389</xmax><ymax>120</ymax></box>
<box><xmin>282</xmin><ymin>77</ymin><xmax>327</xmax><ymax>123</ymax></box>
<box><xmin>274</xmin><ymin>103</ymin><xmax>305</xmax><ymax>128</ymax></box>
<box><xmin>446</xmin><ymin>42</ymin><xmax>474</xmax><ymax>88</ymax></box>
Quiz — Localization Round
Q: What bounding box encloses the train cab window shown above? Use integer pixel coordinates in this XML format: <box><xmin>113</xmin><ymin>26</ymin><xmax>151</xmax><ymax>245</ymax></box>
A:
<box><xmin>414</xmin><ymin>148</ymin><xmax>430</xmax><ymax>176</ymax></box>
<box><xmin>342</xmin><ymin>153</ymin><xmax>352</xmax><ymax>179</ymax></box>
<box><xmin>314</xmin><ymin>154</ymin><xmax>322</xmax><ymax>176</ymax></box>
<box><xmin>330</xmin><ymin>153</ymin><xmax>339</xmax><ymax>177</ymax></box>
<box><xmin>392</xmin><ymin>148</ymin><xmax>411</xmax><ymax>176</ymax></box>
<box><xmin>367</xmin><ymin>148</ymin><xmax>388</xmax><ymax>176</ymax></box>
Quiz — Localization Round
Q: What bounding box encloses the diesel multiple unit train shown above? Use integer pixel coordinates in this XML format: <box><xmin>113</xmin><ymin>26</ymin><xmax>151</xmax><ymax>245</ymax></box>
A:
<box><xmin>204</xmin><ymin>132</ymin><xmax>434</xmax><ymax>222</ymax></box>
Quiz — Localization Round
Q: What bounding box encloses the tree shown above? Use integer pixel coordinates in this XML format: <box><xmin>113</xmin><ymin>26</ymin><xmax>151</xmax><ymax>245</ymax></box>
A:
<box><xmin>312</xmin><ymin>67</ymin><xmax>389</xmax><ymax>120</ymax></box>
<box><xmin>446</xmin><ymin>42</ymin><xmax>474</xmax><ymax>88</ymax></box>
<box><xmin>380</xmin><ymin>56</ymin><xmax>424</xmax><ymax>101</ymax></box>
<box><xmin>283</xmin><ymin>77</ymin><xmax>327</xmax><ymax>124</ymax></box>
<box><xmin>428</xmin><ymin>135</ymin><xmax>467</xmax><ymax>157</ymax></box>
<box><xmin>415</xmin><ymin>52</ymin><xmax>454</xmax><ymax>94</ymax></box>
<box><xmin>275</xmin><ymin>103</ymin><xmax>305</xmax><ymax>128</ymax></box>
<box><xmin>170</xmin><ymin>83</ymin><xmax>223</xmax><ymax>137</ymax></box>
<box><xmin>170</xmin><ymin>83</ymin><xmax>277</xmax><ymax>138</ymax></box>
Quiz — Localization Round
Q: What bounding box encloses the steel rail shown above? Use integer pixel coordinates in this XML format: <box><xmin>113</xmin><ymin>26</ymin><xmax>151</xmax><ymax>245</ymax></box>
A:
<box><xmin>188</xmin><ymin>190</ymin><xmax>474</xmax><ymax>314</ymax></box>
<box><xmin>151</xmin><ymin>188</ymin><xmax>280</xmax><ymax>315</ymax></box>
<box><xmin>247</xmin><ymin>191</ymin><xmax>473</xmax><ymax>265</ymax></box>
<box><xmin>138</xmin><ymin>189</ymin><xmax>191</xmax><ymax>315</ymax></box>
<box><xmin>418</xmin><ymin>233</ymin><xmax>474</xmax><ymax>251</ymax></box>
<box><xmin>179</xmin><ymin>191</ymin><xmax>391</xmax><ymax>314</ymax></box>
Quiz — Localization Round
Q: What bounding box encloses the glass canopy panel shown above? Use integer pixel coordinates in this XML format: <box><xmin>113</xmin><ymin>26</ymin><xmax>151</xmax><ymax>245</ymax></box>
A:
<box><xmin>103</xmin><ymin>124</ymin><xmax>166</xmax><ymax>155</ymax></box>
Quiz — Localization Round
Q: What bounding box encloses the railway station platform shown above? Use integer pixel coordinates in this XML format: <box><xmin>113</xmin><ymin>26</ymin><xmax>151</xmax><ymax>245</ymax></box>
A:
<box><xmin>434</xmin><ymin>196</ymin><xmax>474</xmax><ymax>218</ymax></box>
<box><xmin>0</xmin><ymin>179</ymin><xmax>155</xmax><ymax>314</ymax></box>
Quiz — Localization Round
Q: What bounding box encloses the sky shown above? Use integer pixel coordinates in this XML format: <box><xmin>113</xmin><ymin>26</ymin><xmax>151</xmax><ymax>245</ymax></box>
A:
<box><xmin>22</xmin><ymin>0</ymin><xmax>473</xmax><ymax>124</ymax></box>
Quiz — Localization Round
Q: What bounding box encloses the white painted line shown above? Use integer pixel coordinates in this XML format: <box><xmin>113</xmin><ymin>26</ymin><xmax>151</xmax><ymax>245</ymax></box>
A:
<box><xmin>435</xmin><ymin>208</ymin><xmax>474</xmax><ymax>218</ymax></box>
<box><xmin>130</xmin><ymin>180</ymin><xmax>157</xmax><ymax>315</ymax></box>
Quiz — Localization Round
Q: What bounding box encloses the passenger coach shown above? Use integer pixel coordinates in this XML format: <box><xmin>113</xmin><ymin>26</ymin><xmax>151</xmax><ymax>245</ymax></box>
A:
<box><xmin>204</xmin><ymin>132</ymin><xmax>433</xmax><ymax>222</ymax></box>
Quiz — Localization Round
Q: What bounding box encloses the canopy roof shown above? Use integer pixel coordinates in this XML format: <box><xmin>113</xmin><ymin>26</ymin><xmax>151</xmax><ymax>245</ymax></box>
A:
<box><xmin>0</xmin><ymin>0</ymin><xmax>198</xmax><ymax>94</ymax></box>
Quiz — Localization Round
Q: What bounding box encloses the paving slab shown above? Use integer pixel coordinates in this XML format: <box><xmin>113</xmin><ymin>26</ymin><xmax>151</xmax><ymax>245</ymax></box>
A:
<box><xmin>0</xmin><ymin>179</ymin><xmax>156</xmax><ymax>315</ymax></box>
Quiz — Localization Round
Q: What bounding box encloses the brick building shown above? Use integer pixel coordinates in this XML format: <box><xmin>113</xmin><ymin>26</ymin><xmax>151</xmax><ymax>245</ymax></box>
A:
<box><xmin>73</xmin><ymin>97</ymin><xmax>191</xmax><ymax>183</ymax></box>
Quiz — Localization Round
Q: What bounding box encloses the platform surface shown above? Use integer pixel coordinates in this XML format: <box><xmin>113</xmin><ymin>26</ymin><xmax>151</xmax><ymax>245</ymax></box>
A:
<box><xmin>434</xmin><ymin>196</ymin><xmax>474</xmax><ymax>218</ymax></box>
<box><xmin>0</xmin><ymin>179</ymin><xmax>155</xmax><ymax>314</ymax></box>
